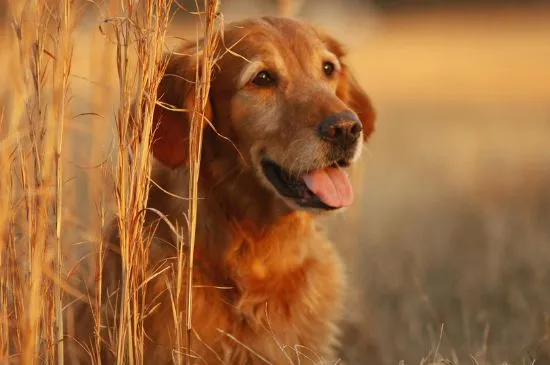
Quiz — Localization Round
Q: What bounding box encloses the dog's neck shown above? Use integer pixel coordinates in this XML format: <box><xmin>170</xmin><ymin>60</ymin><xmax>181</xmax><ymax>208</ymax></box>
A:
<box><xmin>196</xmin><ymin>160</ymin><xmax>319</xmax><ymax>287</ymax></box>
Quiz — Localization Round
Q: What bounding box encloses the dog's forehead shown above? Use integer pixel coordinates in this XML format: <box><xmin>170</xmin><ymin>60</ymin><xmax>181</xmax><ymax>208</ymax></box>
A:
<box><xmin>225</xmin><ymin>17</ymin><xmax>330</xmax><ymax>60</ymax></box>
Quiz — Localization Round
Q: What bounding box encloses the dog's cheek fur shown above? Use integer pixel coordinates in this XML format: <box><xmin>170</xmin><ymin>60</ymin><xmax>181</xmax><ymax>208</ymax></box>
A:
<box><xmin>232</xmin><ymin>92</ymin><xmax>282</xmax><ymax>136</ymax></box>
<box><xmin>231</xmin><ymin>91</ymin><xmax>324</xmax><ymax>173</ymax></box>
<box><xmin>230</xmin><ymin>91</ymin><xmax>281</xmax><ymax>149</ymax></box>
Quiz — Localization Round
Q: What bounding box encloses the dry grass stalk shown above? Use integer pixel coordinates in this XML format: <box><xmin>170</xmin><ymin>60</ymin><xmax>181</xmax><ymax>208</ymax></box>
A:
<box><xmin>183</xmin><ymin>1</ymin><xmax>221</xmax><ymax>364</ymax></box>
<box><xmin>52</xmin><ymin>2</ymin><xmax>73</xmax><ymax>364</ymax></box>
<box><xmin>0</xmin><ymin>0</ymin><xmax>75</xmax><ymax>363</ymax></box>
<box><xmin>0</xmin><ymin>112</ymin><xmax>14</xmax><ymax>362</ymax></box>
<box><xmin>105</xmin><ymin>1</ymin><xmax>174</xmax><ymax>364</ymax></box>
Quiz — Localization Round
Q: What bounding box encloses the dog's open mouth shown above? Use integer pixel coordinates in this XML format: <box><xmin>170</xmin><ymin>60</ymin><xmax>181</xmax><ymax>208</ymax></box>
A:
<box><xmin>261</xmin><ymin>159</ymin><xmax>354</xmax><ymax>210</ymax></box>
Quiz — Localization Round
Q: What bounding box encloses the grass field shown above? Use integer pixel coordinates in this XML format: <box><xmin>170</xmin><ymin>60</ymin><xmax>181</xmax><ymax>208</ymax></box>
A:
<box><xmin>327</xmin><ymin>4</ymin><xmax>550</xmax><ymax>364</ymax></box>
<box><xmin>1</xmin><ymin>0</ymin><xmax>550</xmax><ymax>364</ymax></box>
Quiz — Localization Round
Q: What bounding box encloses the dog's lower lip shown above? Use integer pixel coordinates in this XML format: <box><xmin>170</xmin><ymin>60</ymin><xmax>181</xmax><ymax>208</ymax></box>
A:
<box><xmin>261</xmin><ymin>158</ymin><xmax>337</xmax><ymax>210</ymax></box>
<box><xmin>338</xmin><ymin>159</ymin><xmax>351</xmax><ymax>167</ymax></box>
<box><xmin>330</xmin><ymin>159</ymin><xmax>351</xmax><ymax>168</ymax></box>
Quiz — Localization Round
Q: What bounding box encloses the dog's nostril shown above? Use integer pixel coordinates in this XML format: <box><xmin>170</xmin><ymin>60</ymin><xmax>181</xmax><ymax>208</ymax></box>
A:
<box><xmin>326</xmin><ymin>125</ymin><xmax>337</xmax><ymax>139</ymax></box>
<box><xmin>322</xmin><ymin>123</ymin><xmax>350</xmax><ymax>140</ymax></box>
<box><xmin>350</xmin><ymin>122</ymin><xmax>362</xmax><ymax>137</ymax></box>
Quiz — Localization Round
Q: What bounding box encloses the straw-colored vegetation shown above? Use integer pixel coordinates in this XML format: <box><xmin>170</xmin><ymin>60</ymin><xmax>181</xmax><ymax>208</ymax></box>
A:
<box><xmin>0</xmin><ymin>0</ymin><xmax>220</xmax><ymax>363</ymax></box>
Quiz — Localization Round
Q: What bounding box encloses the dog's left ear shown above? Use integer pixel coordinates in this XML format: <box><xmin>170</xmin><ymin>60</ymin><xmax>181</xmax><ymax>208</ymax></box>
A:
<box><xmin>337</xmin><ymin>66</ymin><xmax>376</xmax><ymax>141</ymax></box>
<box><xmin>150</xmin><ymin>46</ymin><xmax>213</xmax><ymax>168</ymax></box>
<box><xmin>322</xmin><ymin>34</ymin><xmax>376</xmax><ymax>141</ymax></box>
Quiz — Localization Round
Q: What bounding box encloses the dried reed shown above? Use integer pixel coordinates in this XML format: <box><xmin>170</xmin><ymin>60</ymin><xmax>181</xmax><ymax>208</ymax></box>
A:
<box><xmin>184</xmin><ymin>1</ymin><xmax>221</xmax><ymax>364</ymax></box>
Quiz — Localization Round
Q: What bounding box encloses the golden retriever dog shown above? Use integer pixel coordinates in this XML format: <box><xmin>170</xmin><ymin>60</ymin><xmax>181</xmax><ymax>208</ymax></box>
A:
<box><xmin>70</xmin><ymin>15</ymin><xmax>376</xmax><ymax>365</ymax></box>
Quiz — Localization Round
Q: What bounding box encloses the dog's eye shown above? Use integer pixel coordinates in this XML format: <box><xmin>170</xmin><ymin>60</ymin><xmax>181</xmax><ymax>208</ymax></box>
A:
<box><xmin>323</xmin><ymin>61</ymin><xmax>335</xmax><ymax>77</ymax></box>
<box><xmin>252</xmin><ymin>70</ymin><xmax>276</xmax><ymax>86</ymax></box>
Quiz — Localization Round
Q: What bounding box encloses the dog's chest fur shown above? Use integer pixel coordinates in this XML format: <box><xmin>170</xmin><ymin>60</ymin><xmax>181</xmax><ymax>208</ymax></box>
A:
<box><xmin>139</xmin><ymin>170</ymin><xmax>346</xmax><ymax>364</ymax></box>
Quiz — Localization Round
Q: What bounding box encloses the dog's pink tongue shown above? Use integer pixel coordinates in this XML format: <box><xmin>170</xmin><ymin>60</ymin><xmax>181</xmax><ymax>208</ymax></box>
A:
<box><xmin>302</xmin><ymin>167</ymin><xmax>354</xmax><ymax>208</ymax></box>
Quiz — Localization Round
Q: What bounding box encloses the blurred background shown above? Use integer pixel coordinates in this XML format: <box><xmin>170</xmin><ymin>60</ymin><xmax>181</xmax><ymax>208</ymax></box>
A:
<box><xmin>3</xmin><ymin>0</ymin><xmax>550</xmax><ymax>364</ymax></box>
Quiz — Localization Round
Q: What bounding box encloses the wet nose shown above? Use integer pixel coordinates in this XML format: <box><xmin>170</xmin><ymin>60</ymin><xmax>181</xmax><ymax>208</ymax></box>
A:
<box><xmin>318</xmin><ymin>111</ymin><xmax>363</xmax><ymax>145</ymax></box>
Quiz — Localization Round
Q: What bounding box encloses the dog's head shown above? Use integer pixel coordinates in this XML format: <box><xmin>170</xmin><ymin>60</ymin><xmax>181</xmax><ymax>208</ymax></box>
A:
<box><xmin>152</xmin><ymin>16</ymin><xmax>375</xmax><ymax>212</ymax></box>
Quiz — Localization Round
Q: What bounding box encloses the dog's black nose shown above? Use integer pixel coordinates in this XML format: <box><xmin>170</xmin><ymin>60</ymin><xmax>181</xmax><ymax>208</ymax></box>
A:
<box><xmin>318</xmin><ymin>111</ymin><xmax>362</xmax><ymax>145</ymax></box>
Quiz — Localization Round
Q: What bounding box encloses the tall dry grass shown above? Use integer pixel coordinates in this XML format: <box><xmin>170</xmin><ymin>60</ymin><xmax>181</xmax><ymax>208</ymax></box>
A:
<box><xmin>1</xmin><ymin>0</ymin><xmax>75</xmax><ymax>363</ymax></box>
<box><xmin>183</xmin><ymin>2</ymin><xmax>221</xmax><ymax>363</ymax></box>
<box><xmin>0</xmin><ymin>0</ymin><xmax>220</xmax><ymax>363</ymax></box>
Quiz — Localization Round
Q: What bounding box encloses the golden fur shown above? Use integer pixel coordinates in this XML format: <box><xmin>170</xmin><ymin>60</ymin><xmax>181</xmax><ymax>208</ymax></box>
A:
<box><xmin>68</xmin><ymin>16</ymin><xmax>376</xmax><ymax>365</ymax></box>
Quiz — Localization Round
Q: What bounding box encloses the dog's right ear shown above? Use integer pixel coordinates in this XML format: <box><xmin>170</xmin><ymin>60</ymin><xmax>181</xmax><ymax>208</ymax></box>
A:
<box><xmin>151</xmin><ymin>47</ymin><xmax>213</xmax><ymax>168</ymax></box>
<box><xmin>318</xmin><ymin>31</ymin><xmax>376</xmax><ymax>142</ymax></box>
